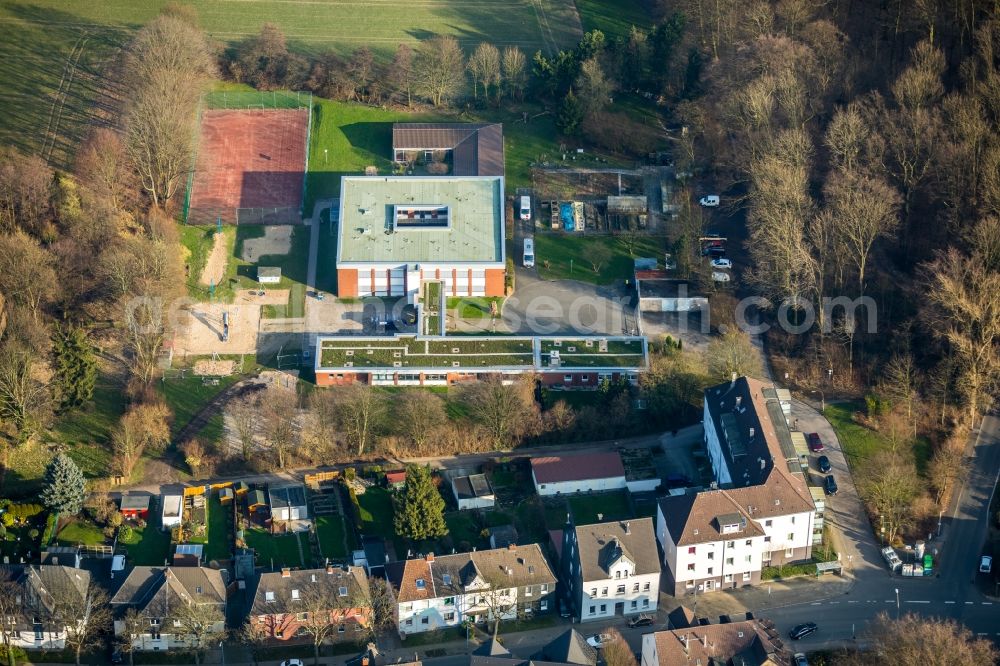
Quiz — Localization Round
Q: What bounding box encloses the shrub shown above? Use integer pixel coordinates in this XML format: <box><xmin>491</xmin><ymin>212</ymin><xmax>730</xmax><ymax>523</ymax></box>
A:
<box><xmin>108</xmin><ymin>512</ymin><xmax>123</xmax><ymax>528</ymax></box>
<box><xmin>7</xmin><ymin>503</ymin><xmax>44</xmax><ymax>522</ymax></box>
<box><xmin>136</xmin><ymin>518</ymin><xmax>147</xmax><ymax>529</ymax></box>
<box><xmin>42</xmin><ymin>513</ymin><xmax>58</xmax><ymax>545</ymax></box>
<box><xmin>119</xmin><ymin>525</ymin><xmax>134</xmax><ymax>542</ymax></box>
<box><xmin>0</xmin><ymin>513</ymin><xmax>13</xmax><ymax>528</ymax></box>
<box><xmin>344</xmin><ymin>468</ymin><xmax>356</xmax><ymax>481</ymax></box>
<box><xmin>0</xmin><ymin>524</ymin><xmax>6</xmax><ymax>539</ymax></box>
<box><xmin>345</xmin><ymin>485</ymin><xmax>363</xmax><ymax>531</ymax></box>
<box><xmin>28</xmin><ymin>528</ymin><xmax>39</xmax><ymax>540</ymax></box>
<box><xmin>426</xmin><ymin>161</ymin><xmax>449</xmax><ymax>175</ymax></box>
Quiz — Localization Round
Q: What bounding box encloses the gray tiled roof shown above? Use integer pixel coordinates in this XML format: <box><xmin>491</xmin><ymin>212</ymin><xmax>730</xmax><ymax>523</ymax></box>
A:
<box><xmin>110</xmin><ymin>566</ymin><xmax>226</xmax><ymax>615</ymax></box>
<box><xmin>574</xmin><ymin>518</ymin><xmax>660</xmax><ymax>581</ymax></box>
<box><xmin>249</xmin><ymin>566</ymin><xmax>369</xmax><ymax>617</ymax></box>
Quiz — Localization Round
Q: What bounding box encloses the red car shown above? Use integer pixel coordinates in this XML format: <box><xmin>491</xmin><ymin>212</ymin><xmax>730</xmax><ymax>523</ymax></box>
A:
<box><xmin>807</xmin><ymin>433</ymin><xmax>825</xmax><ymax>452</ymax></box>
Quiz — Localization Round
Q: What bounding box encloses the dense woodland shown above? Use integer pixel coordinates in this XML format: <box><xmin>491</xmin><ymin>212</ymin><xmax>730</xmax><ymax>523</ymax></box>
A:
<box><xmin>0</xmin><ymin>1</ymin><xmax>994</xmax><ymax>555</ymax></box>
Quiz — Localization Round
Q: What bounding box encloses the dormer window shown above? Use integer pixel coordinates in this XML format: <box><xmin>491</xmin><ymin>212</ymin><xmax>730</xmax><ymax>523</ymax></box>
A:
<box><xmin>721</xmin><ymin>523</ymin><xmax>740</xmax><ymax>534</ymax></box>
<box><xmin>415</xmin><ymin>579</ymin><xmax>426</xmax><ymax>590</ymax></box>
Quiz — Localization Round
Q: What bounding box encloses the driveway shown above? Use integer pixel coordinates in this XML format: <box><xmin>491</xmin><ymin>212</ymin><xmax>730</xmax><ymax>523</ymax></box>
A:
<box><xmin>502</xmin><ymin>269</ymin><xmax>634</xmax><ymax>335</ymax></box>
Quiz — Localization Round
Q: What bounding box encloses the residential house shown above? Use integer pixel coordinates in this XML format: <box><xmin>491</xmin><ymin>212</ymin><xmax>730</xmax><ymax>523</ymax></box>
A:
<box><xmin>386</xmin><ymin>544</ymin><xmax>555</xmax><ymax>636</ymax></box>
<box><xmin>248</xmin><ymin>565</ymin><xmax>371</xmax><ymax>642</ymax></box>
<box><xmin>655</xmin><ymin>377</ymin><xmax>816</xmax><ymax>596</ymax></box>
<box><xmin>161</xmin><ymin>495</ymin><xmax>182</xmax><ymax>530</ymax></box>
<box><xmin>120</xmin><ymin>495</ymin><xmax>150</xmax><ymax>520</ymax></box>
<box><xmin>560</xmin><ymin>517</ymin><xmax>660</xmax><ymax>623</ymax></box>
<box><xmin>268</xmin><ymin>484</ymin><xmax>308</xmax><ymax>522</ymax></box>
<box><xmin>470</xmin><ymin>629</ymin><xmax>597</xmax><ymax>666</ymax></box>
<box><xmin>391</xmin><ymin>123</ymin><xmax>504</xmax><ymax>177</ymax></box>
<box><xmin>110</xmin><ymin>566</ymin><xmax>227</xmax><ymax>652</ymax></box>
<box><xmin>0</xmin><ymin>564</ymin><xmax>92</xmax><ymax>650</ymax></box>
<box><xmin>530</xmin><ymin>453</ymin><xmax>626</xmax><ymax>496</ymax></box>
<box><xmin>452</xmin><ymin>474</ymin><xmax>496</xmax><ymax>510</ymax></box>
<box><xmin>640</xmin><ymin>620</ymin><xmax>790</xmax><ymax>666</ymax></box>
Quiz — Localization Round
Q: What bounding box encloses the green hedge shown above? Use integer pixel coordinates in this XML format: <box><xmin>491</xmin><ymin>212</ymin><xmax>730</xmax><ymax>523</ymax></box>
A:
<box><xmin>42</xmin><ymin>512</ymin><xmax>58</xmax><ymax>546</ymax></box>
<box><xmin>344</xmin><ymin>483</ymin><xmax>363</xmax><ymax>532</ymax></box>
<box><xmin>761</xmin><ymin>562</ymin><xmax>818</xmax><ymax>580</ymax></box>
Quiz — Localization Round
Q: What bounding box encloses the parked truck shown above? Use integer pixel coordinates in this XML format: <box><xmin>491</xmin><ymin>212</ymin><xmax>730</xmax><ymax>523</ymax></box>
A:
<box><xmin>881</xmin><ymin>546</ymin><xmax>902</xmax><ymax>572</ymax></box>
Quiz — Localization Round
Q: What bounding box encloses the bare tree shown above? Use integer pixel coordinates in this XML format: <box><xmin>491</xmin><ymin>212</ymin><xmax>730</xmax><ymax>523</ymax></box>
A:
<box><xmin>0</xmin><ymin>147</ymin><xmax>52</xmax><ymax>236</ymax></box>
<box><xmin>707</xmin><ymin>329</ymin><xmax>763</xmax><ymax>381</ymax></box>
<box><xmin>334</xmin><ymin>384</ymin><xmax>386</xmax><ymax>456</ymax></box>
<box><xmin>49</xmin><ymin>579</ymin><xmax>111</xmax><ymax>666</ymax></box>
<box><xmin>394</xmin><ymin>390</ymin><xmax>447</xmax><ymax>448</ymax></box>
<box><xmin>846</xmin><ymin>613</ymin><xmax>999</xmax><ymax>665</ymax></box>
<box><xmin>230</xmin><ymin>393</ymin><xmax>263</xmax><ymax>461</ymax></box>
<box><xmin>236</xmin><ymin>619</ymin><xmax>271</xmax><ymax>666</ymax></box>
<box><xmin>880</xmin><ymin>352</ymin><xmax>919</xmax><ymax>423</ymax></box>
<box><xmin>462</xmin><ymin>375</ymin><xmax>536</xmax><ymax>449</ymax></box>
<box><xmin>116</xmin><ymin>607</ymin><xmax>147</xmax><ymax>666</ymax></box>
<box><xmin>169</xmin><ymin>602</ymin><xmax>225</xmax><ymax>666</ymax></box>
<box><xmin>576</xmin><ymin>57</ymin><xmax>613</xmax><ymax>117</ymax></box>
<box><xmin>262</xmin><ymin>389</ymin><xmax>299</xmax><ymax>469</ymax></box>
<box><xmin>922</xmin><ymin>243</ymin><xmax>1000</xmax><ymax>427</ymax></box>
<box><xmin>0</xmin><ymin>343</ymin><xmax>50</xmax><ymax>443</ymax></box>
<box><xmin>413</xmin><ymin>35</ymin><xmax>466</xmax><ymax>107</ymax></box>
<box><xmin>856</xmin><ymin>450</ymin><xmax>919</xmax><ymax>545</ymax></box>
<box><xmin>468</xmin><ymin>43</ymin><xmax>501</xmax><ymax>102</ymax></box>
<box><xmin>283</xmin><ymin>577</ymin><xmax>367</xmax><ymax>666</ymax></box>
<box><xmin>388</xmin><ymin>44</ymin><xmax>415</xmax><ymax>106</ymax></box>
<box><xmin>121</xmin><ymin>14</ymin><xmax>215</xmax><ymax>207</ymax></box>
<box><xmin>75</xmin><ymin>129</ymin><xmax>138</xmax><ymax>218</ymax></box>
<box><xmin>121</xmin><ymin>298</ymin><xmax>166</xmax><ymax>392</ymax></box>
<box><xmin>602</xmin><ymin>628</ymin><xmax>636</xmax><ymax>666</ymax></box>
<box><xmin>181</xmin><ymin>438</ymin><xmax>209</xmax><ymax>478</ymax></box>
<box><xmin>928</xmin><ymin>440</ymin><xmax>967</xmax><ymax>506</ymax></box>
<box><xmin>367</xmin><ymin>577</ymin><xmax>396</xmax><ymax>641</ymax></box>
<box><xmin>501</xmin><ymin>46</ymin><xmax>527</xmax><ymax>101</ymax></box>
<box><xmin>112</xmin><ymin>402</ymin><xmax>172</xmax><ymax>479</ymax></box>
<box><xmin>0</xmin><ymin>570</ymin><xmax>20</xmax><ymax>666</ymax></box>
<box><xmin>0</xmin><ymin>232</ymin><xmax>57</xmax><ymax>317</ymax></box>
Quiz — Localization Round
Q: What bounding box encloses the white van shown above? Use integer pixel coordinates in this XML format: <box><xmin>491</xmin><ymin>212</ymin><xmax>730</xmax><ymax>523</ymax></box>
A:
<box><xmin>519</xmin><ymin>195</ymin><xmax>532</xmax><ymax>221</ymax></box>
<box><xmin>523</xmin><ymin>237</ymin><xmax>535</xmax><ymax>268</ymax></box>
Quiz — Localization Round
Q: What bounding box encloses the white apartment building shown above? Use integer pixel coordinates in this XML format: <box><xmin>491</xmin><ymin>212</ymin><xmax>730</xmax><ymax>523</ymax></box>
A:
<box><xmin>387</xmin><ymin>545</ymin><xmax>556</xmax><ymax>636</ymax></box>
<box><xmin>560</xmin><ymin>518</ymin><xmax>661</xmax><ymax>622</ymax></box>
<box><xmin>656</xmin><ymin>377</ymin><xmax>816</xmax><ymax>596</ymax></box>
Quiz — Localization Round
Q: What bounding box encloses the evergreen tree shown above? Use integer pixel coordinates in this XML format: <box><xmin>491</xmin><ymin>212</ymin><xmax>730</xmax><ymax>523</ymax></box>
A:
<box><xmin>40</xmin><ymin>453</ymin><xmax>86</xmax><ymax>516</ymax></box>
<box><xmin>52</xmin><ymin>325</ymin><xmax>97</xmax><ymax>411</ymax></box>
<box><xmin>557</xmin><ymin>89</ymin><xmax>584</xmax><ymax>135</ymax></box>
<box><xmin>393</xmin><ymin>465</ymin><xmax>447</xmax><ymax>541</ymax></box>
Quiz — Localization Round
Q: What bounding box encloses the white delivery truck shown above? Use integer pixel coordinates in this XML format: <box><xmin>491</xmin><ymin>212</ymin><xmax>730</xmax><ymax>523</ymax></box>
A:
<box><xmin>523</xmin><ymin>237</ymin><xmax>535</xmax><ymax>268</ymax></box>
<box><xmin>519</xmin><ymin>195</ymin><xmax>532</xmax><ymax>221</ymax></box>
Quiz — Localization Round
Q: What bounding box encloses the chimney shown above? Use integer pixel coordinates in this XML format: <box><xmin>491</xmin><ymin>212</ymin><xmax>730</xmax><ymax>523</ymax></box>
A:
<box><xmin>280</xmin><ymin>568</ymin><xmax>291</xmax><ymax>578</ymax></box>
<box><xmin>507</xmin><ymin>543</ymin><xmax>517</xmax><ymax>552</ymax></box>
<box><xmin>683</xmin><ymin>634</ymin><xmax>689</xmax><ymax>653</ymax></box>
<box><xmin>735</xmin><ymin>396</ymin><xmax>742</xmax><ymax>408</ymax></box>
<box><xmin>774</xmin><ymin>499</ymin><xmax>780</xmax><ymax>506</ymax></box>
<box><xmin>623</xmin><ymin>521</ymin><xmax>631</xmax><ymax>535</ymax></box>
<box><xmin>327</xmin><ymin>565</ymin><xmax>335</xmax><ymax>575</ymax></box>
<box><xmin>597</xmin><ymin>513</ymin><xmax>604</xmax><ymax>521</ymax></box>
<box><xmin>506</xmin><ymin>567</ymin><xmax>513</xmax><ymax>576</ymax></box>
<box><xmin>362</xmin><ymin>658</ymin><xmax>370</xmax><ymax>666</ymax></box>
<box><xmin>749</xmin><ymin>427</ymin><xmax>755</xmax><ymax>438</ymax></box>
<box><xmin>701</xmin><ymin>635</ymin><xmax>707</xmax><ymax>647</ymax></box>
<box><xmin>760</xmin><ymin>458</ymin><xmax>766</xmax><ymax>471</ymax></box>
<box><xmin>425</xmin><ymin>553</ymin><xmax>435</xmax><ymax>563</ymax></box>
<box><xmin>731</xmin><ymin>372</ymin><xmax>737</xmax><ymax>383</ymax></box>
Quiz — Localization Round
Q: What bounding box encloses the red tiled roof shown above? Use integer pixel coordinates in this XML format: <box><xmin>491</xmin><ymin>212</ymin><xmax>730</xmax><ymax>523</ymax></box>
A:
<box><xmin>386</xmin><ymin>471</ymin><xmax>407</xmax><ymax>483</ymax></box>
<box><xmin>531</xmin><ymin>452</ymin><xmax>625</xmax><ymax>484</ymax></box>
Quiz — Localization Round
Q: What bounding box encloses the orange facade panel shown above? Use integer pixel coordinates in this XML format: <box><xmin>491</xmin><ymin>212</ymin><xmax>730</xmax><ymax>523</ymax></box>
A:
<box><xmin>337</xmin><ymin>269</ymin><xmax>359</xmax><ymax>298</ymax></box>
<box><xmin>484</xmin><ymin>268</ymin><xmax>505</xmax><ymax>296</ymax></box>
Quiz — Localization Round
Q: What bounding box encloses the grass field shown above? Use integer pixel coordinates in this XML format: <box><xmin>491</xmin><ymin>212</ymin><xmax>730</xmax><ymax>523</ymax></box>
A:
<box><xmin>316</xmin><ymin>514</ymin><xmax>351</xmax><ymax>559</ymax></box>
<box><xmin>356</xmin><ymin>487</ymin><xmax>396</xmax><ymax>539</ymax></box>
<box><xmin>0</xmin><ymin>0</ymin><xmax>584</xmax><ymax>170</ymax></box>
<box><xmin>824</xmin><ymin>402</ymin><xmax>932</xmax><ymax>475</ymax></box>
<box><xmin>569</xmin><ymin>491</ymin><xmax>632</xmax><ymax>524</ymax></box>
<box><xmin>574</xmin><ymin>0</ymin><xmax>652</xmax><ymax>38</ymax></box>
<box><xmin>246</xmin><ymin>529</ymin><xmax>305</xmax><ymax>569</ymax></box>
<box><xmin>120</xmin><ymin>507</ymin><xmax>172</xmax><ymax>566</ymax></box>
<box><xmin>159</xmin><ymin>374</ymin><xmax>241</xmax><ymax>440</ymax></box>
<box><xmin>205</xmin><ymin>494</ymin><xmax>233</xmax><ymax>562</ymax></box>
<box><xmin>55</xmin><ymin>518</ymin><xmax>105</xmax><ymax>547</ymax></box>
<box><xmin>534</xmin><ymin>233</ymin><xmax>669</xmax><ymax>285</ymax></box>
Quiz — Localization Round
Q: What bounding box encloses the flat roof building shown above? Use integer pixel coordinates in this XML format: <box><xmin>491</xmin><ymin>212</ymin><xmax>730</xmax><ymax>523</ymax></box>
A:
<box><xmin>336</xmin><ymin>176</ymin><xmax>505</xmax><ymax>300</ymax></box>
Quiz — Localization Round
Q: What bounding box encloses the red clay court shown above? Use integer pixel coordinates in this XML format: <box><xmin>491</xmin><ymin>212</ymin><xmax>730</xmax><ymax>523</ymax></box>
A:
<box><xmin>186</xmin><ymin>108</ymin><xmax>309</xmax><ymax>225</ymax></box>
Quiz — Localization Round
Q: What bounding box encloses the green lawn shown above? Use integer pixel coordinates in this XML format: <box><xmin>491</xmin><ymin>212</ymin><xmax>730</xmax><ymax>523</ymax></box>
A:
<box><xmin>159</xmin><ymin>373</ymin><xmax>242</xmax><ymax>440</ymax></box>
<box><xmin>3</xmin><ymin>440</ymin><xmax>113</xmax><ymax>497</ymax></box>
<box><xmin>316</xmin><ymin>514</ymin><xmax>350</xmax><ymax>559</ymax></box>
<box><xmin>55</xmin><ymin>518</ymin><xmax>106</xmax><ymax>547</ymax></box>
<box><xmin>356</xmin><ymin>487</ymin><xmax>396</xmax><ymax>539</ymax></box>
<box><xmin>824</xmin><ymin>402</ymin><xmax>932</xmax><ymax>475</ymax></box>
<box><xmin>0</xmin><ymin>516</ymin><xmax>46</xmax><ymax>562</ymax></box>
<box><xmin>205</xmin><ymin>494</ymin><xmax>233</xmax><ymax>562</ymax></box>
<box><xmin>120</xmin><ymin>508</ymin><xmax>172</xmax><ymax>566</ymax></box>
<box><xmin>568</xmin><ymin>491</ymin><xmax>632</xmax><ymax>524</ymax></box>
<box><xmin>534</xmin><ymin>233</ymin><xmax>669</xmax><ymax>285</ymax></box>
<box><xmin>246</xmin><ymin>529</ymin><xmax>305</xmax><ymax>569</ymax></box>
<box><xmin>574</xmin><ymin>0</ymin><xmax>652</xmax><ymax>38</ymax></box>
<box><xmin>0</xmin><ymin>1</ymin><xmax>583</xmax><ymax>170</ymax></box>
<box><xmin>52</xmin><ymin>376</ymin><xmax>127</xmax><ymax>445</ymax></box>
<box><xmin>447</xmin><ymin>297</ymin><xmax>504</xmax><ymax>322</ymax></box>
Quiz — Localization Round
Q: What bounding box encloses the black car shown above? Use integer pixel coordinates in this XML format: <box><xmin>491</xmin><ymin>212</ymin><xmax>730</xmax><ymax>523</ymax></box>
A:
<box><xmin>789</xmin><ymin>622</ymin><xmax>818</xmax><ymax>640</ymax></box>
<box><xmin>824</xmin><ymin>475</ymin><xmax>838</xmax><ymax>496</ymax></box>
<box><xmin>627</xmin><ymin>615</ymin><xmax>655</xmax><ymax>629</ymax></box>
<box><xmin>817</xmin><ymin>455</ymin><xmax>831</xmax><ymax>473</ymax></box>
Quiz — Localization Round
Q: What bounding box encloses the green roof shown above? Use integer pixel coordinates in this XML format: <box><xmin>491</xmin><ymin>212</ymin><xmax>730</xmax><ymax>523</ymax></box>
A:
<box><xmin>316</xmin><ymin>335</ymin><xmax>648</xmax><ymax>371</ymax></box>
<box><xmin>338</xmin><ymin>176</ymin><xmax>503</xmax><ymax>264</ymax></box>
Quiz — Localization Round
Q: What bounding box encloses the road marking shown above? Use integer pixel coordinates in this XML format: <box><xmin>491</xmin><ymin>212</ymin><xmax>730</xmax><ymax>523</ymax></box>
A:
<box><xmin>904</xmin><ymin>600</ymin><xmax>930</xmax><ymax>604</ymax></box>
<box><xmin>983</xmin><ymin>602</ymin><xmax>993</xmax><ymax>605</ymax></box>
<box><xmin>811</xmin><ymin>602</ymin><xmax>821</xmax><ymax>605</ymax></box>
<box><xmin>965</xmin><ymin>601</ymin><xmax>974</xmax><ymax>605</ymax></box>
<box><xmin>885</xmin><ymin>600</ymin><xmax>895</xmax><ymax>603</ymax></box>
<box><xmin>829</xmin><ymin>601</ymin><xmax>839</xmax><ymax>605</ymax></box>
<box><xmin>945</xmin><ymin>601</ymin><xmax>955</xmax><ymax>604</ymax></box>
<box><xmin>848</xmin><ymin>600</ymin><xmax>858</xmax><ymax>604</ymax></box>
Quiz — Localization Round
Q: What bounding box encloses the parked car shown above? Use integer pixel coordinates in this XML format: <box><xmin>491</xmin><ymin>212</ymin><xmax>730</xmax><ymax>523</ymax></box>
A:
<box><xmin>519</xmin><ymin>195</ymin><xmax>532</xmax><ymax>221</ymax></box>
<box><xmin>627</xmin><ymin>614</ymin><xmax>655</xmax><ymax>629</ymax></box>
<box><xmin>586</xmin><ymin>634</ymin><xmax>613</xmax><ymax>649</ymax></box>
<box><xmin>711</xmin><ymin>258</ymin><xmax>732</xmax><ymax>269</ymax></box>
<box><xmin>699</xmin><ymin>195</ymin><xmax>720</xmax><ymax>207</ymax></box>
<box><xmin>824</xmin><ymin>474</ymin><xmax>838</xmax><ymax>496</ymax></box>
<box><xmin>807</xmin><ymin>432</ymin><xmax>825</xmax><ymax>452</ymax></box>
<box><xmin>981</xmin><ymin>555</ymin><xmax>993</xmax><ymax>573</ymax></box>
<box><xmin>789</xmin><ymin>623</ymin><xmax>818</xmax><ymax>640</ymax></box>
<box><xmin>711</xmin><ymin>271</ymin><xmax>731</xmax><ymax>283</ymax></box>
<box><xmin>817</xmin><ymin>455</ymin><xmax>831</xmax><ymax>473</ymax></box>
<box><xmin>110</xmin><ymin>648</ymin><xmax>124</xmax><ymax>665</ymax></box>
<box><xmin>794</xmin><ymin>653</ymin><xmax>809</xmax><ymax>666</ymax></box>
<box><xmin>280</xmin><ymin>660</ymin><xmax>305</xmax><ymax>666</ymax></box>
<box><xmin>558</xmin><ymin>597</ymin><xmax>572</xmax><ymax>618</ymax></box>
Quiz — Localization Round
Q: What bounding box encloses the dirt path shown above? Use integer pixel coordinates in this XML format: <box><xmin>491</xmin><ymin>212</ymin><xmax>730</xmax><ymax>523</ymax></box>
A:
<box><xmin>200</xmin><ymin>231</ymin><xmax>228</xmax><ymax>286</ymax></box>
<box><xmin>172</xmin><ymin>375</ymin><xmax>264</xmax><ymax>446</ymax></box>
